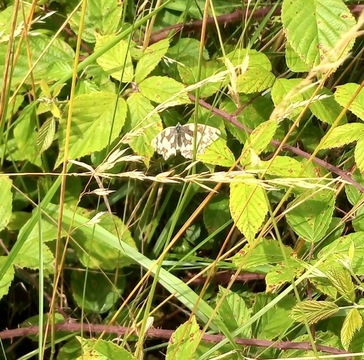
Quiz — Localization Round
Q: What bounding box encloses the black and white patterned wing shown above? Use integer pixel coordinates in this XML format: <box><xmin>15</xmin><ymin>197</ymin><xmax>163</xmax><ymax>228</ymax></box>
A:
<box><xmin>152</xmin><ymin>123</ymin><xmax>220</xmax><ymax>160</ymax></box>
<box><xmin>179</xmin><ymin>124</ymin><xmax>220</xmax><ymax>159</ymax></box>
<box><xmin>151</xmin><ymin>126</ymin><xmax>178</xmax><ymax>160</ymax></box>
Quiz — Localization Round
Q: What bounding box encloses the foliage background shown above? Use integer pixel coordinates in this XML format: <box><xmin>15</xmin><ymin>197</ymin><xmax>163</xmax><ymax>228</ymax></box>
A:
<box><xmin>0</xmin><ymin>0</ymin><xmax>364</xmax><ymax>359</ymax></box>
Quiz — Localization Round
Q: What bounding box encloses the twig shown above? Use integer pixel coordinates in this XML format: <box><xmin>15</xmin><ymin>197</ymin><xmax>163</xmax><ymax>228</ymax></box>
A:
<box><xmin>149</xmin><ymin>5</ymin><xmax>364</xmax><ymax>44</ymax></box>
<box><xmin>0</xmin><ymin>322</ymin><xmax>351</xmax><ymax>356</ymax></box>
<box><xmin>189</xmin><ymin>94</ymin><xmax>364</xmax><ymax>193</ymax></box>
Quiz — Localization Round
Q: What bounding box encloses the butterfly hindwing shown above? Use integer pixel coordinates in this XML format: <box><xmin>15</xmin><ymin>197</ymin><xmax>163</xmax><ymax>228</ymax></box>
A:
<box><xmin>152</xmin><ymin>127</ymin><xmax>178</xmax><ymax>160</ymax></box>
<box><xmin>152</xmin><ymin>123</ymin><xmax>220</xmax><ymax>160</ymax></box>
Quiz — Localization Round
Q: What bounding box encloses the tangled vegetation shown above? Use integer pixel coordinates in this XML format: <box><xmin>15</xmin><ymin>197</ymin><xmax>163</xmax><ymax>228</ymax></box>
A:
<box><xmin>1</xmin><ymin>0</ymin><xmax>364</xmax><ymax>359</ymax></box>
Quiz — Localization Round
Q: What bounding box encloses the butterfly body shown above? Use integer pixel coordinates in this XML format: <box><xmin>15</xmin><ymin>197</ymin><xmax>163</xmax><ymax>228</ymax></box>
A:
<box><xmin>152</xmin><ymin>123</ymin><xmax>220</xmax><ymax>160</ymax></box>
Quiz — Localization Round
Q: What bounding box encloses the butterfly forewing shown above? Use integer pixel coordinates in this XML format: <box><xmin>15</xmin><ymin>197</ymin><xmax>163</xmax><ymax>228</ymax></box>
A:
<box><xmin>152</xmin><ymin>127</ymin><xmax>177</xmax><ymax>160</ymax></box>
<box><xmin>152</xmin><ymin>123</ymin><xmax>220</xmax><ymax>160</ymax></box>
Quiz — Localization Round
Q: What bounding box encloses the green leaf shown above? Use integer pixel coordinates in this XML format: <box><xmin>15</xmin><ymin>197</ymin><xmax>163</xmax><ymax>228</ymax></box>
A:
<box><xmin>225</xmin><ymin>48</ymin><xmax>275</xmax><ymax>94</ymax></box>
<box><xmin>222</xmin><ymin>96</ymin><xmax>274</xmax><ymax>144</ymax></box>
<box><xmin>344</xmin><ymin>166</ymin><xmax>364</xmax><ymax>206</ymax></box>
<box><xmin>216</xmin><ymin>287</ymin><xmax>251</xmax><ymax>337</ymax></box>
<box><xmin>272</xmin><ymin>80</ymin><xmax>346</xmax><ymax>124</ymax></box>
<box><xmin>226</xmin><ymin>48</ymin><xmax>272</xmax><ymax>70</ymax></box>
<box><xmin>318</xmin><ymin>232</ymin><xmax>364</xmax><ymax>274</ymax></box>
<box><xmin>308</xmin><ymin>87</ymin><xmax>347</xmax><ymax>125</ymax></box>
<box><xmin>203</xmin><ymin>195</ymin><xmax>230</xmax><ymax>235</ymax></box>
<box><xmin>138</xmin><ymin>76</ymin><xmax>190</xmax><ymax>104</ymax></box>
<box><xmin>165</xmin><ymin>38</ymin><xmax>209</xmax><ymax>76</ymax></box>
<box><xmin>335</xmin><ymin>83</ymin><xmax>364</xmax><ymax>121</ymax></box>
<box><xmin>9</xmin><ymin>106</ymin><xmax>41</xmax><ymax>166</ymax></box>
<box><xmin>0</xmin><ymin>4</ymin><xmax>32</xmax><ymax>41</ymax></box>
<box><xmin>68</xmin><ymin>0</ymin><xmax>123</xmax><ymax>43</ymax></box>
<box><xmin>58</xmin><ymin>338</ymin><xmax>83</xmax><ymax>360</ymax></box>
<box><xmin>240</xmin><ymin>119</ymin><xmax>277</xmax><ymax>167</ymax></box>
<box><xmin>38</xmin><ymin>81</ymin><xmax>64</xmax><ymax>118</ymax></box>
<box><xmin>14</xmin><ymin>238</ymin><xmax>54</xmax><ymax>271</ymax></box>
<box><xmin>266</xmin><ymin>259</ymin><xmax>304</xmax><ymax>293</ymax></box>
<box><xmin>71</xmin><ymin>271</ymin><xmax>125</xmax><ymax>314</ymax></box>
<box><xmin>7</xmin><ymin>212</ymin><xmax>31</xmax><ymax>231</ymax></box>
<box><xmin>165</xmin><ymin>0</ymin><xmax>240</xmax><ymax>18</ymax></box>
<box><xmin>271</xmin><ymin>78</ymin><xmax>306</xmax><ymax>120</ymax></box>
<box><xmin>20</xmin><ymin>216</ymin><xmax>66</xmax><ymax>243</ymax></box>
<box><xmin>290</xmin><ymin>300</ymin><xmax>339</xmax><ymax>324</ymax></box>
<box><xmin>325</xmin><ymin>267</ymin><xmax>355</xmax><ymax>303</ymax></box>
<box><xmin>320</xmin><ymin>123</ymin><xmax>364</xmax><ymax>150</ymax></box>
<box><xmin>124</xmin><ymin>93</ymin><xmax>163</xmax><ymax>164</ymax></box>
<box><xmin>354</xmin><ymin>137</ymin><xmax>364</xmax><ymax>174</ymax></box>
<box><xmin>229</xmin><ymin>177</ymin><xmax>268</xmax><ymax>242</ymax></box>
<box><xmin>0</xmin><ymin>257</ymin><xmax>15</xmax><ymax>300</ymax></box>
<box><xmin>178</xmin><ymin>59</ymin><xmax>227</xmax><ymax>98</ymax></box>
<box><xmin>258</xmin><ymin>156</ymin><xmax>307</xmax><ymax>177</ymax></box>
<box><xmin>352</xmin><ymin>205</ymin><xmax>364</xmax><ymax>232</ymax></box>
<box><xmin>341</xmin><ymin>308</ymin><xmax>363</xmax><ymax>350</ymax></box>
<box><xmin>0</xmin><ymin>35</ymin><xmax>74</xmax><ymax>89</ymax></box>
<box><xmin>310</xmin><ymin>277</ymin><xmax>337</xmax><ymax>299</ymax></box>
<box><xmin>197</xmin><ymin>138</ymin><xmax>235</xmax><ymax>166</ymax></box>
<box><xmin>253</xmin><ymin>294</ymin><xmax>296</xmax><ymax>340</ymax></box>
<box><xmin>286</xmin><ymin>189</ymin><xmax>335</xmax><ymax>242</ymax></box>
<box><xmin>70</xmin><ymin>208</ymin><xmax>136</xmax><ymax>270</ymax></box>
<box><xmin>37</xmin><ymin>117</ymin><xmax>56</xmax><ymax>154</ymax></box>
<box><xmin>95</xmin><ymin>35</ymin><xmax>134</xmax><ymax>82</ymax></box>
<box><xmin>166</xmin><ymin>316</ymin><xmax>201</xmax><ymax>360</ymax></box>
<box><xmin>22</xmin><ymin>205</ymin><xmax>135</xmax><ymax>271</ymax></box>
<box><xmin>236</xmin><ymin>66</ymin><xmax>275</xmax><ymax>94</ymax></box>
<box><xmin>0</xmin><ymin>176</ymin><xmax>12</xmax><ymax>232</ymax></box>
<box><xmin>135</xmin><ymin>39</ymin><xmax>170</xmax><ymax>83</ymax></box>
<box><xmin>56</xmin><ymin>92</ymin><xmax>127</xmax><ymax>168</ymax></box>
<box><xmin>282</xmin><ymin>0</ymin><xmax>356</xmax><ymax>68</ymax></box>
<box><xmin>231</xmin><ymin>238</ymin><xmax>294</xmax><ymax>272</ymax></box>
<box><xmin>15</xmin><ymin>207</ymin><xmax>57</xmax><ymax>271</ymax></box>
<box><xmin>285</xmin><ymin>42</ymin><xmax>310</xmax><ymax>72</ymax></box>
<box><xmin>168</xmin><ymin>37</ymin><xmax>209</xmax><ymax>61</ymax></box>
<box><xmin>78</xmin><ymin>337</ymin><xmax>136</xmax><ymax>360</ymax></box>
<box><xmin>170</xmin><ymin>37</ymin><xmax>208</xmax><ymax>59</ymax></box>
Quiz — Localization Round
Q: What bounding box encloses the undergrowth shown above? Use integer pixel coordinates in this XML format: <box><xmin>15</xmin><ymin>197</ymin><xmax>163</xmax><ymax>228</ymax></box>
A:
<box><xmin>1</xmin><ymin>0</ymin><xmax>364</xmax><ymax>359</ymax></box>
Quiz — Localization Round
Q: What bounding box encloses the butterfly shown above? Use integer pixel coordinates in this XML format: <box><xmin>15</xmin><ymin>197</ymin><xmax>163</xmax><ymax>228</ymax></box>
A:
<box><xmin>152</xmin><ymin>123</ymin><xmax>221</xmax><ymax>160</ymax></box>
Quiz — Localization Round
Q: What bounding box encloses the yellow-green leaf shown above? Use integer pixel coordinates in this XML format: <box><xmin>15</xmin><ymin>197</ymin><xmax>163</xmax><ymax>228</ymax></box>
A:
<box><xmin>231</xmin><ymin>239</ymin><xmax>294</xmax><ymax>271</ymax></box>
<box><xmin>197</xmin><ymin>138</ymin><xmax>235</xmax><ymax>166</ymax></box>
<box><xmin>37</xmin><ymin>117</ymin><xmax>56</xmax><ymax>154</ymax></box>
<box><xmin>125</xmin><ymin>92</ymin><xmax>163</xmax><ymax>164</ymax></box>
<box><xmin>259</xmin><ymin>156</ymin><xmax>306</xmax><ymax>177</ymax></box>
<box><xmin>320</xmin><ymin>123</ymin><xmax>364</xmax><ymax>150</ymax></box>
<box><xmin>216</xmin><ymin>287</ymin><xmax>252</xmax><ymax>337</ymax></box>
<box><xmin>236</xmin><ymin>66</ymin><xmax>275</xmax><ymax>94</ymax></box>
<box><xmin>0</xmin><ymin>176</ymin><xmax>12</xmax><ymax>232</ymax></box>
<box><xmin>166</xmin><ymin>316</ymin><xmax>201</xmax><ymax>360</ymax></box>
<box><xmin>95</xmin><ymin>35</ymin><xmax>134</xmax><ymax>82</ymax></box>
<box><xmin>139</xmin><ymin>76</ymin><xmax>190</xmax><ymax>104</ymax></box>
<box><xmin>286</xmin><ymin>189</ymin><xmax>335</xmax><ymax>242</ymax></box>
<box><xmin>229</xmin><ymin>176</ymin><xmax>268</xmax><ymax>242</ymax></box>
<box><xmin>56</xmin><ymin>92</ymin><xmax>127</xmax><ymax>168</ymax></box>
<box><xmin>282</xmin><ymin>0</ymin><xmax>356</xmax><ymax>68</ymax></box>
<box><xmin>325</xmin><ymin>267</ymin><xmax>355</xmax><ymax>303</ymax></box>
<box><xmin>355</xmin><ymin>137</ymin><xmax>364</xmax><ymax>174</ymax></box>
<box><xmin>0</xmin><ymin>257</ymin><xmax>15</xmax><ymax>300</ymax></box>
<box><xmin>335</xmin><ymin>83</ymin><xmax>364</xmax><ymax>121</ymax></box>
<box><xmin>290</xmin><ymin>300</ymin><xmax>339</xmax><ymax>324</ymax></box>
<box><xmin>240</xmin><ymin>119</ymin><xmax>277</xmax><ymax>167</ymax></box>
<box><xmin>135</xmin><ymin>39</ymin><xmax>170</xmax><ymax>83</ymax></box>
<box><xmin>341</xmin><ymin>308</ymin><xmax>363</xmax><ymax>350</ymax></box>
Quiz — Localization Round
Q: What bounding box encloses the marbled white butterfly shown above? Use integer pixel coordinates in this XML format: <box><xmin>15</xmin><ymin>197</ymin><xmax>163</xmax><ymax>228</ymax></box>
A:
<box><xmin>152</xmin><ymin>123</ymin><xmax>220</xmax><ymax>160</ymax></box>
